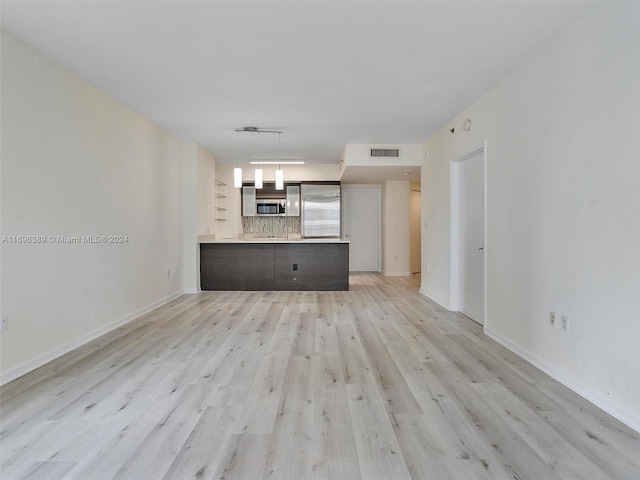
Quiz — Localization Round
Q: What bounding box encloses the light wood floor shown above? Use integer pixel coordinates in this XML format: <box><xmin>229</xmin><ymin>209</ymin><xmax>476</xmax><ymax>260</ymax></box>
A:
<box><xmin>1</xmin><ymin>274</ymin><xmax>639</xmax><ymax>480</ymax></box>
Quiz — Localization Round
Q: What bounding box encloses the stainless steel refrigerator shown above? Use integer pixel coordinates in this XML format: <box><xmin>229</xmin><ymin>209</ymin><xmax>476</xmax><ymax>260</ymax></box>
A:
<box><xmin>301</xmin><ymin>184</ymin><xmax>341</xmax><ymax>238</ymax></box>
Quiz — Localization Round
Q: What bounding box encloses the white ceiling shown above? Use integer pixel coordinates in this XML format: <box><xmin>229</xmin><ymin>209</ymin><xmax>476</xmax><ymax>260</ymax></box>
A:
<box><xmin>1</xmin><ymin>0</ymin><xmax>594</xmax><ymax>166</ymax></box>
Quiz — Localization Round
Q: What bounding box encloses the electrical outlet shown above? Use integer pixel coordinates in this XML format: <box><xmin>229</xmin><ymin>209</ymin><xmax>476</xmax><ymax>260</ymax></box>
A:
<box><xmin>560</xmin><ymin>315</ymin><xmax>569</xmax><ymax>333</ymax></box>
<box><xmin>1</xmin><ymin>314</ymin><xmax>8</xmax><ymax>332</ymax></box>
<box><xmin>549</xmin><ymin>311</ymin><xmax>556</xmax><ymax>327</ymax></box>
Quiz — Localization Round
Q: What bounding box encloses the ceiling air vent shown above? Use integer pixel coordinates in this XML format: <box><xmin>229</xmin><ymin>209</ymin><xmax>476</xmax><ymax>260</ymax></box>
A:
<box><xmin>370</xmin><ymin>148</ymin><xmax>399</xmax><ymax>158</ymax></box>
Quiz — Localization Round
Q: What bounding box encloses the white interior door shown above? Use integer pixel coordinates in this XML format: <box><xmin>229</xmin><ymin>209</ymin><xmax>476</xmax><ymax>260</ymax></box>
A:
<box><xmin>458</xmin><ymin>151</ymin><xmax>484</xmax><ymax>324</ymax></box>
<box><xmin>342</xmin><ymin>189</ymin><xmax>380</xmax><ymax>271</ymax></box>
<box><xmin>409</xmin><ymin>188</ymin><xmax>422</xmax><ymax>274</ymax></box>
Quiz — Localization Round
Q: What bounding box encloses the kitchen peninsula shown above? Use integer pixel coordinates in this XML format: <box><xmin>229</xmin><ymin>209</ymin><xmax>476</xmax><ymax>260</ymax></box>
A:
<box><xmin>199</xmin><ymin>237</ymin><xmax>349</xmax><ymax>291</ymax></box>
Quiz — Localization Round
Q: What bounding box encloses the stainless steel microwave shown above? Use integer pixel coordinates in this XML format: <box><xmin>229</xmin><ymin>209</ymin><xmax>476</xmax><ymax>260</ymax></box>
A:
<box><xmin>256</xmin><ymin>200</ymin><xmax>286</xmax><ymax>216</ymax></box>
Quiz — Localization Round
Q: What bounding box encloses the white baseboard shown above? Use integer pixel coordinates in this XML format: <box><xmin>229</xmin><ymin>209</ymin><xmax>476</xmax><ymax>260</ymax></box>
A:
<box><xmin>184</xmin><ymin>288</ymin><xmax>199</xmax><ymax>294</ymax></box>
<box><xmin>0</xmin><ymin>289</ymin><xmax>187</xmax><ymax>386</ymax></box>
<box><xmin>419</xmin><ymin>288</ymin><xmax>451</xmax><ymax>311</ymax></box>
<box><xmin>382</xmin><ymin>270</ymin><xmax>411</xmax><ymax>277</ymax></box>
<box><xmin>485</xmin><ymin>327</ymin><xmax>640</xmax><ymax>434</ymax></box>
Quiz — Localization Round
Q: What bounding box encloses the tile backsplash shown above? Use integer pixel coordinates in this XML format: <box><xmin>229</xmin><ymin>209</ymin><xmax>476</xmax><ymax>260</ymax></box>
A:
<box><xmin>242</xmin><ymin>216</ymin><xmax>300</xmax><ymax>237</ymax></box>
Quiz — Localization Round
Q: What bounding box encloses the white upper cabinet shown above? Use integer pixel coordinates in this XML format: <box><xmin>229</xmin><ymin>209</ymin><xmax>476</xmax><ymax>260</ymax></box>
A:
<box><xmin>242</xmin><ymin>186</ymin><xmax>256</xmax><ymax>216</ymax></box>
<box><xmin>286</xmin><ymin>185</ymin><xmax>300</xmax><ymax>216</ymax></box>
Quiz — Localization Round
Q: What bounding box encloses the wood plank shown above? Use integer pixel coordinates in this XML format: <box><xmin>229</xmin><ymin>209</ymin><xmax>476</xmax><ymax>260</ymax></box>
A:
<box><xmin>57</xmin><ymin>399</ymin><xmax>178</xmax><ymax>479</ymax></box>
<box><xmin>112</xmin><ymin>384</ymin><xmax>210</xmax><ymax>479</ymax></box>
<box><xmin>334</xmin><ymin>323</ymin><xmax>375</xmax><ymax>384</ymax></box>
<box><xmin>290</xmin><ymin>312</ymin><xmax>316</xmax><ymax>356</ymax></box>
<box><xmin>162</xmin><ymin>406</ymin><xmax>243</xmax><ymax>480</ymax></box>
<box><xmin>472</xmin><ymin>382</ymin><xmax>613</xmax><ymax>479</ymax></box>
<box><xmin>311</xmin><ymin>353</ymin><xmax>361</xmax><ymax>479</ymax></box>
<box><xmin>386</xmin><ymin>345</ymin><xmax>517</xmax><ymax>479</ymax></box>
<box><xmin>541</xmin><ymin>409</ymin><xmax>640</xmax><ymax>479</ymax></box>
<box><xmin>352</xmin><ymin>307</ymin><xmax>423</xmax><ymax>414</ymax></box>
<box><xmin>263</xmin><ymin>355</ymin><xmax>316</xmax><ymax>478</ymax></box>
<box><xmin>20</xmin><ymin>461</ymin><xmax>76</xmax><ymax>480</ymax></box>
<box><xmin>234</xmin><ymin>353</ymin><xmax>290</xmax><ymax>434</ymax></box>
<box><xmin>315</xmin><ymin>316</ymin><xmax>340</xmax><ymax>355</ymax></box>
<box><xmin>346</xmin><ymin>383</ymin><xmax>412</xmax><ymax>480</ymax></box>
<box><xmin>266</xmin><ymin>305</ymin><xmax>300</xmax><ymax>353</ymax></box>
<box><xmin>391</xmin><ymin>413</ymin><xmax>511</xmax><ymax>480</ymax></box>
<box><xmin>424</xmin><ymin>360</ymin><xmax>564</xmax><ymax>480</ymax></box>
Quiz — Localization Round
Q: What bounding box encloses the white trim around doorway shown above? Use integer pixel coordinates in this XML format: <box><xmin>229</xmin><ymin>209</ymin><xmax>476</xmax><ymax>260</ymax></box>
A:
<box><xmin>449</xmin><ymin>141</ymin><xmax>488</xmax><ymax>328</ymax></box>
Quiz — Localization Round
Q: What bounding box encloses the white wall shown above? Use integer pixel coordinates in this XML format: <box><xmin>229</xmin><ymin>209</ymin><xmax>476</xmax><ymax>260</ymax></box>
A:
<box><xmin>382</xmin><ymin>181</ymin><xmax>411</xmax><ymax>276</ymax></box>
<box><xmin>196</xmin><ymin>146</ymin><xmax>217</xmax><ymax>236</ymax></box>
<box><xmin>241</xmin><ymin>163</ymin><xmax>341</xmax><ymax>183</ymax></box>
<box><xmin>182</xmin><ymin>144</ymin><xmax>217</xmax><ymax>293</ymax></box>
<box><xmin>0</xmin><ymin>31</ymin><xmax>188</xmax><ymax>381</ymax></box>
<box><xmin>422</xmin><ymin>3</ymin><xmax>640</xmax><ymax>429</ymax></box>
<box><xmin>182</xmin><ymin>143</ymin><xmax>198</xmax><ymax>293</ymax></box>
<box><xmin>409</xmin><ymin>183</ymin><xmax>421</xmax><ymax>274</ymax></box>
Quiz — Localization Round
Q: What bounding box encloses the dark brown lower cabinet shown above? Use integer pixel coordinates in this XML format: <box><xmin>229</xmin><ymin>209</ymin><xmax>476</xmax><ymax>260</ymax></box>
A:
<box><xmin>200</xmin><ymin>243</ymin><xmax>274</xmax><ymax>291</ymax></box>
<box><xmin>200</xmin><ymin>242</ymin><xmax>349</xmax><ymax>291</ymax></box>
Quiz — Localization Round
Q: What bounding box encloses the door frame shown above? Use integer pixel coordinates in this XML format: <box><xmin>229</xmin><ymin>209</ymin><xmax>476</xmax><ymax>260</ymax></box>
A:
<box><xmin>341</xmin><ymin>184</ymin><xmax>382</xmax><ymax>272</ymax></box>
<box><xmin>449</xmin><ymin>142</ymin><xmax>488</xmax><ymax>326</ymax></box>
<box><xmin>409</xmin><ymin>185</ymin><xmax>422</xmax><ymax>274</ymax></box>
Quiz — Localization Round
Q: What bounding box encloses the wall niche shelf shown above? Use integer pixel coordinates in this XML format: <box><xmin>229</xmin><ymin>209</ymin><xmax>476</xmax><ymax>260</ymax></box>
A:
<box><xmin>214</xmin><ymin>178</ymin><xmax>227</xmax><ymax>225</ymax></box>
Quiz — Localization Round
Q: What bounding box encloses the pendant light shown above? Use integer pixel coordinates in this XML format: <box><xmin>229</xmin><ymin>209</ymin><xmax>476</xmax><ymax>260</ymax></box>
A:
<box><xmin>254</xmin><ymin>131</ymin><xmax>263</xmax><ymax>189</ymax></box>
<box><xmin>254</xmin><ymin>167</ymin><xmax>263</xmax><ymax>189</ymax></box>
<box><xmin>233</xmin><ymin>130</ymin><xmax>242</xmax><ymax>188</ymax></box>
<box><xmin>275</xmin><ymin>169</ymin><xmax>284</xmax><ymax>190</ymax></box>
<box><xmin>235</xmin><ymin>127</ymin><xmax>285</xmax><ymax>189</ymax></box>
<box><xmin>275</xmin><ymin>132</ymin><xmax>284</xmax><ymax>190</ymax></box>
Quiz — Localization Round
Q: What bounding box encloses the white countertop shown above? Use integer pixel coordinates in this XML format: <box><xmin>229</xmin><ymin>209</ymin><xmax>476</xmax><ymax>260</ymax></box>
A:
<box><xmin>198</xmin><ymin>234</ymin><xmax>348</xmax><ymax>244</ymax></box>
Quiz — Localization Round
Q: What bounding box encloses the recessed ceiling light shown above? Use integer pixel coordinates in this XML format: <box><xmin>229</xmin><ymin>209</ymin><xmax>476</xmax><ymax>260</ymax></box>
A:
<box><xmin>402</xmin><ymin>172</ymin><xmax>410</xmax><ymax>176</ymax></box>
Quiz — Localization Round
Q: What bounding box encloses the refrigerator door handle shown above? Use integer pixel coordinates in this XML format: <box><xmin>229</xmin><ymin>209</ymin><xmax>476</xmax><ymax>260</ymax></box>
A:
<box><xmin>302</xmin><ymin>195</ymin><xmax>340</xmax><ymax>201</ymax></box>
